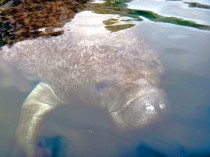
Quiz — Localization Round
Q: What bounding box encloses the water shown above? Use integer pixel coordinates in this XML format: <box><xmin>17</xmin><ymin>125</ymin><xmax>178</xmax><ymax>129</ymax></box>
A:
<box><xmin>0</xmin><ymin>0</ymin><xmax>210</xmax><ymax>157</ymax></box>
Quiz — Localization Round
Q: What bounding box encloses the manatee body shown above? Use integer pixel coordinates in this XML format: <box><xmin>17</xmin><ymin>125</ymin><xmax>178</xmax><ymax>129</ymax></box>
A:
<box><xmin>0</xmin><ymin>11</ymin><xmax>167</xmax><ymax>157</ymax></box>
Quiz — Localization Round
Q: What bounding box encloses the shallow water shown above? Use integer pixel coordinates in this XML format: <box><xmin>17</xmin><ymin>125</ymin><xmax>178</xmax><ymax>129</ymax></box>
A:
<box><xmin>0</xmin><ymin>0</ymin><xmax>210</xmax><ymax>157</ymax></box>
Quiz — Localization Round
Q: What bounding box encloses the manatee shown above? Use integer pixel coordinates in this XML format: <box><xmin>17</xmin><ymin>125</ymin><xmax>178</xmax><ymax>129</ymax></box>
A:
<box><xmin>0</xmin><ymin>11</ymin><xmax>167</xmax><ymax>157</ymax></box>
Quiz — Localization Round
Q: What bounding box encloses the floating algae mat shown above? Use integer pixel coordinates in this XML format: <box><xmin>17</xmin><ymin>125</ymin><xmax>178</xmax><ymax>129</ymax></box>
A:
<box><xmin>0</xmin><ymin>0</ymin><xmax>89</xmax><ymax>47</ymax></box>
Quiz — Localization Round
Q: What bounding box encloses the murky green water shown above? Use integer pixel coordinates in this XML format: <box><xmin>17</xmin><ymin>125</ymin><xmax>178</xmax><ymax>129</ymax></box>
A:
<box><xmin>0</xmin><ymin>0</ymin><xmax>210</xmax><ymax>157</ymax></box>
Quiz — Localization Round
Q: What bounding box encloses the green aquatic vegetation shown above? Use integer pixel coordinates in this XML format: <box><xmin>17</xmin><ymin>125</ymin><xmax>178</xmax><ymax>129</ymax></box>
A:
<box><xmin>0</xmin><ymin>0</ymin><xmax>9</xmax><ymax>6</ymax></box>
<box><xmin>185</xmin><ymin>2</ymin><xmax>210</xmax><ymax>9</ymax></box>
<box><xmin>87</xmin><ymin>3</ymin><xmax>142</xmax><ymax>21</ymax></box>
<box><xmin>103</xmin><ymin>0</ymin><xmax>132</xmax><ymax>7</ymax></box>
<box><xmin>105</xmin><ymin>24</ymin><xmax>134</xmax><ymax>32</ymax></box>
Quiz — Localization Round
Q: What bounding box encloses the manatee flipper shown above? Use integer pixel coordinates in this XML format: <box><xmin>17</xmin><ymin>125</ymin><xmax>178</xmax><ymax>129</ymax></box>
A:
<box><xmin>16</xmin><ymin>82</ymin><xmax>62</xmax><ymax>157</ymax></box>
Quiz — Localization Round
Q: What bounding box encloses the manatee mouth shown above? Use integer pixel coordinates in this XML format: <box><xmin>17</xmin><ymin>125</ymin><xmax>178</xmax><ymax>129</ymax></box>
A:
<box><xmin>110</xmin><ymin>87</ymin><xmax>168</xmax><ymax>130</ymax></box>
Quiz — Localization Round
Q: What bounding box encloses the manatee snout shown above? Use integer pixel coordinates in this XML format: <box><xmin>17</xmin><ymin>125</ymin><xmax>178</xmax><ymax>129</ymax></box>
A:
<box><xmin>111</xmin><ymin>87</ymin><xmax>167</xmax><ymax>130</ymax></box>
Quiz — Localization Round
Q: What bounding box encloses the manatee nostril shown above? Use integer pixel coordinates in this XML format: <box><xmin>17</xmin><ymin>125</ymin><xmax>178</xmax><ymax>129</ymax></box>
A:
<box><xmin>159</xmin><ymin>102</ymin><xmax>166</xmax><ymax>110</ymax></box>
<box><xmin>144</xmin><ymin>100</ymin><xmax>155</xmax><ymax>113</ymax></box>
<box><xmin>145</xmin><ymin>105</ymin><xmax>155</xmax><ymax>112</ymax></box>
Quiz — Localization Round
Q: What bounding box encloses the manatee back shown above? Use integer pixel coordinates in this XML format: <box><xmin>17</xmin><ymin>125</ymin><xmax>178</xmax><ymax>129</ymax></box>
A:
<box><xmin>0</xmin><ymin>11</ymin><xmax>164</xmax><ymax>105</ymax></box>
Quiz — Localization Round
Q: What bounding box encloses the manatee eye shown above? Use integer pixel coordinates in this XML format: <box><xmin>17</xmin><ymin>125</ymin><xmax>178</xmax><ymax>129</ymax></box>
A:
<box><xmin>96</xmin><ymin>81</ymin><xmax>108</xmax><ymax>92</ymax></box>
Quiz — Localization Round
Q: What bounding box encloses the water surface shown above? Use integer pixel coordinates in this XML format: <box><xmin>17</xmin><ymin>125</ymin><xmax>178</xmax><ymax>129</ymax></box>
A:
<box><xmin>0</xmin><ymin>0</ymin><xmax>210</xmax><ymax>157</ymax></box>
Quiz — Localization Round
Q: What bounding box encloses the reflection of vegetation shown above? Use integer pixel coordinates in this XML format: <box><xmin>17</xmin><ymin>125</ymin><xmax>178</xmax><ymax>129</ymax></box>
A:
<box><xmin>105</xmin><ymin>24</ymin><xmax>134</xmax><ymax>32</ymax></box>
<box><xmin>0</xmin><ymin>0</ymin><xmax>89</xmax><ymax>47</ymax></box>
<box><xmin>185</xmin><ymin>2</ymin><xmax>210</xmax><ymax>9</ymax></box>
<box><xmin>87</xmin><ymin>0</ymin><xmax>210</xmax><ymax>31</ymax></box>
<box><xmin>128</xmin><ymin>9</ymin><xmax>210</xmax><ymax>30</ymax></box>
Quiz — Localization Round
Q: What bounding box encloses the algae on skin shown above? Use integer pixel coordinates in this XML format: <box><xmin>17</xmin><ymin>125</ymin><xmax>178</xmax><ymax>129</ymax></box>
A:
<box><xmin>105</xmin><ymin>24</ymin><xmax>135</xmax><ymax>32</ymax></box>
<box><xmin>103</xmin><ymin>18</ymin><xmax>118</xmax><ymax>25</ymax></box>
<box><xmin>102</xmin><ymin>16</ymin><xmax>135</xmax><ymax>32</ymax></box>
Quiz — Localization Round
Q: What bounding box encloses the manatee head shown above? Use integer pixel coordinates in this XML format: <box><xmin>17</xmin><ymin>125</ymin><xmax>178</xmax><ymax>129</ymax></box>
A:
<box><xmin>111</xmin><ymin>79</ymin><xmax>168</xmax><ymax>130</ymax></box>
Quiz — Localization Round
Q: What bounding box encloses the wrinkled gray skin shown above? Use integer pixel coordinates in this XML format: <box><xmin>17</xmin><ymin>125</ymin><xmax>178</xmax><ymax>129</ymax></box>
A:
<box><xmin>0</xmin><ymin>11</ymin><xmax>167</xmax><ymax>157</ymax></box>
